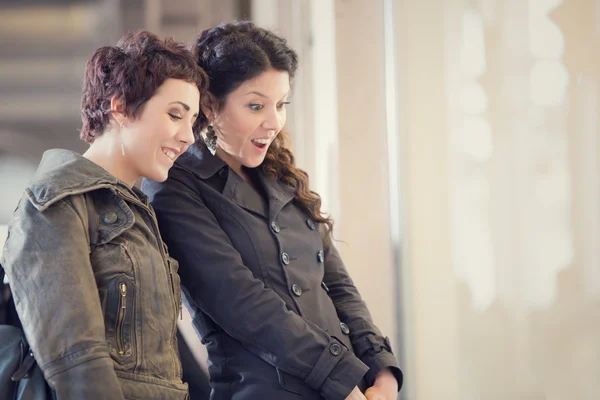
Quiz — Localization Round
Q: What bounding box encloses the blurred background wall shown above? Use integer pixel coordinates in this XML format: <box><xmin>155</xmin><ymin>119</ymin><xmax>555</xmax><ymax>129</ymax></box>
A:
<box><xmin>1</xmin><ymin>0</ymin><xmax>599</xmax><ymax>399</ymax></box>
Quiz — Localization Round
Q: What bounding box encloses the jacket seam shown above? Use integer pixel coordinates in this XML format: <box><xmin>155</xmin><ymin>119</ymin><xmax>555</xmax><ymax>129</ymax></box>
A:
<box><xmin>43</xmin><ymin>343</ymin><xmax>110</xmax><ymax>378</ymax></box>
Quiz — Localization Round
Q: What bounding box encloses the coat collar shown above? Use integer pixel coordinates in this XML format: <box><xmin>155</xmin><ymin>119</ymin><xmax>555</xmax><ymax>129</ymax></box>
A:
<box><xmin>175</xmin><ymin>145</ymin><xmax>296</xmax><ymax>220</ymax></box>
<box><xmin>175</xmin><ymin>144</ymin><xmax>226</xmax><ymax>179</ymax></box>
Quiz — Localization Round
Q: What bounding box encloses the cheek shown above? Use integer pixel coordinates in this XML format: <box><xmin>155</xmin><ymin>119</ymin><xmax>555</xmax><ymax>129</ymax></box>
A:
<box><xmin>279</xmin><ymin>109</ymin><xmax>287</xmax><ymax>126</ymax></box>
<box><xmin>220</xmin><ymin>119</ymin><xmax>255</xmax><ymax>146</ymax></box>
<box><xmin>133</xmin><ymin>142</ymin><xmax>158</xmax><ymax>165</ymax></box>
<box><xmin>131</xmin><ymin>126</ymin><xmax>163</xmax><ymax>158</ymax></box>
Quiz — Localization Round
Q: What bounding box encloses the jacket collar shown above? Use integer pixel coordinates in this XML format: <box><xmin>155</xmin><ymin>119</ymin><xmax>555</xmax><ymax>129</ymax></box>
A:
<box><xmin>26</xmin><ymin>149</ymin><xmax>136</xmax><ymax>211</ymax></box>
<box><xmin>175</xmin><ymin>145</ymin><xmax>296</xmax><ymax>221</ymax></box>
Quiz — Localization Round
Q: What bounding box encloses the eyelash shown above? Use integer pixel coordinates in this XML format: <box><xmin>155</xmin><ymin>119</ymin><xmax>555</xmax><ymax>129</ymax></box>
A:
<box><xmin>249</xmin><ymin>102</ymin><xmax>291</xmax><ymax>112</ymax></box>
<box><xmin>168</xmin><ymin>113</ymin><xmax>182</xmax><ymax>121</ymax></box>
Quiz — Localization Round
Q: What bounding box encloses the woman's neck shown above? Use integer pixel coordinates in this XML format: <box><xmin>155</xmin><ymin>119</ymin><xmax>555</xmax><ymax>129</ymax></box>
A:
<box><xmin>83</xmin><ymin>135</ymin><xmax>138</xmax><ymax>187</ymax></box>
<box><xmin>215</xmin><ymin>147</ymin><xmax>250</xmax><ymax>182</ymax></box>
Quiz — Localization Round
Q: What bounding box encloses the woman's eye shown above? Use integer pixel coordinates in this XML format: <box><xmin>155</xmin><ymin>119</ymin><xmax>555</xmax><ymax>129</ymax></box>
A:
<box><xmin>277</xmin><ymin>101</ymin><xmax>291</xmax><ymax>110</ymax></box>
<box><xmin>249</xmin><ymin>104</ymin><xmax>263</xmax><ymax>112</ymax></box>
<box><xmin>169</xmin><ymin>113</ymin><xmax>182</xmax><ymax>121</ymax></box>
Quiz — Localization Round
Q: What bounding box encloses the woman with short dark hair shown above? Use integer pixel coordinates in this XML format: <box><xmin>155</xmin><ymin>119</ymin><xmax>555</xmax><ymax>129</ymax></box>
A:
<box><xmin>1</xmin><ymin>30</ymin><xmax>207</xmax><ymax>399</ymax></box>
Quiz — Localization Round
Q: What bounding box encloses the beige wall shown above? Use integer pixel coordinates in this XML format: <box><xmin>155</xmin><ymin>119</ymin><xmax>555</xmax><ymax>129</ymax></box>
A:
<box><xmin>311</xmin><ymin>1</ymin><xmax>600</xmax><ymax>399</ymax></box>
<box><xmin>334</xmin><ymin>0</ymin><xmax>398</xmax><ymax>348</ymax></box>
<box><xmin>394</xmin><ymin>0</ymin><xmax>459</xmax><ymax>398</ymax></box>
<box><xmin>394</xmin><ymin>0</ymin><xmax>600</xmax><ymax>399</ymax></box>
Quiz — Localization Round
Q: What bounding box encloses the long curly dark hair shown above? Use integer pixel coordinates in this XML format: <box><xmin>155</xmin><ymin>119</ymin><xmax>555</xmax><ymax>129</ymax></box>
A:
<box><xmin>192</xmin><ymin>21</ymin><xmax>333</xmax><ymax>236</ymax></box>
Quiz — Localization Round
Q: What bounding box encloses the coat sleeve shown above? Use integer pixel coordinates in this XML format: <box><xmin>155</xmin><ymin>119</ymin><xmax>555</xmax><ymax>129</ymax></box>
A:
<box><xmin>320</xmin><ymin>227</ymin><xmax>403</xmax><ymax>390</ymax></box>
<box><xmin>143</xmin><ymin>170</ymin><xmax>369</xmax><ymax>400</ymax></box>
<box><xmin>1</xmin><ymin>196</ymin><xmax>125</xmax><ymax>400</ymax></box>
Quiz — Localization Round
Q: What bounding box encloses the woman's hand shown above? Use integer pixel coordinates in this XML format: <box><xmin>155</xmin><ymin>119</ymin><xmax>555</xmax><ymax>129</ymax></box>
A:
<box><xmin>345</xmin><ymin>386</ymin><xmax>368</xmax><ymax>400</ymax></box>
<box><xmin>364</xmin><ymin>368</ymin><xmax>398</xmax><ymax>400</ymax></box>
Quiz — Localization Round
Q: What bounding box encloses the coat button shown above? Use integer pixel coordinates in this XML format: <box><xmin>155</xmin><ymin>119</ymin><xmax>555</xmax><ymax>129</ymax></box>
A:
<box><xmin>281</xmin><ymin>252</ymin><xmax>290</xmax><ymax>265</ymax></box>
<box><xmin>329</xmin><ymin>343</ymin><xmax>342</xmax><ymax>356</ymax></box>
<box><xmin>271</xmin><ymin>221</ymin><xmax>281</xmax><ymax>233</ymax></box>
<box><xmin>306</xmin><ymin>218</ymin><xmax>316</xmax><ymax>230</ymax></box>
<box><xmin>317</xmin><ymin>250</ymin><xmax>324</xmax><ymax>263</ymax></box>
<box><xmin>102</xmin><ymin>212</ymin><xmax>118</xmax><ymax>224</ymax></box>
<box><xmin>291</xmin><ymin>284</ymin><xmax>302</xmax><ymax>297</ymax></box>
<box><xmin>340</xmin><ymin>322</ymin><xmax>350</xmax><ymax>335</ymax></box>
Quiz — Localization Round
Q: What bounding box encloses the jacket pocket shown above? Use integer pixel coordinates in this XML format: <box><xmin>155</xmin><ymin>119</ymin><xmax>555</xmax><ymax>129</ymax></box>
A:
<box><xmin>105</xmin><ymin>274</ymin><xmax>135</xmax><ymax>361</ymax></box>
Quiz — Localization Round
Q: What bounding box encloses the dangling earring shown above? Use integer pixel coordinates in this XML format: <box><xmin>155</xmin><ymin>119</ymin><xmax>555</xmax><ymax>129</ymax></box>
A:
<box><xmin>119</xmin><ymin>121</ymin><xmax>126</xmax><ymax>156</ymax></box>
<box><xmin>206</xmin><ymin>124</ymin><xmax>217</xmax><ymax>155</ymax></box>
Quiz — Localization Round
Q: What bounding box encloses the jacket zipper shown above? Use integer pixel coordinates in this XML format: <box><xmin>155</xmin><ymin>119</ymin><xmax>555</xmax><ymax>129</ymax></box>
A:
<box><xmin>116</xmin><ymin>282</ymin><xmax>127</xmax><ymax>355</ymax></box>
<box><xmin>115</xmin><ymin>189</ymin><xmax>178</xmax><ymax>311</ymax></box>
<box><xmin>115</xmin><ymin>189</ymin><xmax>182</xmax><ymax>376</ymax></box>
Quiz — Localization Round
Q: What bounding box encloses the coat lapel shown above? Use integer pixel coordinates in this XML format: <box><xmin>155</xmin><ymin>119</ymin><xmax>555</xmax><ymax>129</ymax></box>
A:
<box><xmin>188</xmin><ymin>143</ymin><xmax>296</xmax><ymax>221</ymax></box>
<box><xmin>222</xmin><ymin>170</ymin><xmax>269</xmax><ymax>219</ymax></box>
<box><xmin>181</xmin><ymin>146</ymin><xmax>269</xmax><ymax>219</ymax></box>
<box><xmin>257</xmin><ymin>171</ymin><xmax>296</xmax><ymax>221</ymax></box>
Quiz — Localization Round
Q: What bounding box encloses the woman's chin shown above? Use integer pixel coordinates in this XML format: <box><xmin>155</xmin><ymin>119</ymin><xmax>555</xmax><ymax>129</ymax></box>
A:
<box><xmin>243</xmin><ymin>155</ymin><xmax>268</xmax><ymax>169</ymax></box>
<box><xmin>143</xmin><ymin>167</ymin><xmax>170</xmax><ymax>183</ymax></box>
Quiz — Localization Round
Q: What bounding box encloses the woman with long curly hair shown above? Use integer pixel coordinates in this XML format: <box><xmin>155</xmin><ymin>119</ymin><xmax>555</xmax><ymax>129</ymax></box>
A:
<box><xmin>142</xmin><ymin>21</ymin><xmax>402</xmax><ymax>400</ymax></box>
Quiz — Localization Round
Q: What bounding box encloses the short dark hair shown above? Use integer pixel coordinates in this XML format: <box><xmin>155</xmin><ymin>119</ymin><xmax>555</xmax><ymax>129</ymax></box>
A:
<box><xmin>192</xmin><ymin>20</ymin><xmax>298</xmax><ymax>133</ymax></box>
<box><xmin>80</xmin><ymin>30</ymin><xmax>208</xmax><ymax>143</ymax></box>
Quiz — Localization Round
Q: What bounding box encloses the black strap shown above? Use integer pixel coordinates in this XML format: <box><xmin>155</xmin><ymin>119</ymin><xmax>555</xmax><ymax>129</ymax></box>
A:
<box><xmin>1</xmin><ymin>263</ymin><xmax>15</xmax><ymax>326</ymax></box>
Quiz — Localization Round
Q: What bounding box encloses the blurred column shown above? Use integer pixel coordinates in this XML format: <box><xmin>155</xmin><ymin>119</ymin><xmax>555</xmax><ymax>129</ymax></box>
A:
<box><xmin>309</xmin><ymin>0</ymin><xmax>341</xmax><ymax>222</ymax></box>
<box><xmin>334</xmin><ymin>0</ymin><xmax>397</xmax><ymax>372</ymax></box>
<box><xmin>394</xmin><ymin>0</ymin><xmax>459</xmax><ymax>399</ymax></box>
<box><xmin>551</xmin><ymin>0</ymin><xmax>600</xmax><ymax>299</ymax></box>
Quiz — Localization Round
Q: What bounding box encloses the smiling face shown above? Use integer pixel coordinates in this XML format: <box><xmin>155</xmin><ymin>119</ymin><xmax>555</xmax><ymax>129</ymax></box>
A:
<box><xmin>121</xmin><ymin>78</ymin><xmax>200</xmax><ymax>182</ymax></box>
<box><xmin>211</xmin><ymin>68</ymin><xmax>291</xmax><ymax>172</ymax></box>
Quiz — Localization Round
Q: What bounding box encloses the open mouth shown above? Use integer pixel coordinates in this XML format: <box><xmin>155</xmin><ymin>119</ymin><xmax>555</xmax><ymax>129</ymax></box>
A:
<box><xmin>251</xmin><ymin>138</ymin><xmax>270</xmax><ymax>150</ymax></box>
<box><xmin>162</xmin><ymin>147</ymin><xmax>178</xmax><ymax>162</ymax></box>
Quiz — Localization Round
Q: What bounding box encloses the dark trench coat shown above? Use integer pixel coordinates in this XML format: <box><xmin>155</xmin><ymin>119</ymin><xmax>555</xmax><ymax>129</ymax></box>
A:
<box><xmin>142</xmin><ymin>145</ymin><xmax>402</xmax><ymax>400</ymax></box>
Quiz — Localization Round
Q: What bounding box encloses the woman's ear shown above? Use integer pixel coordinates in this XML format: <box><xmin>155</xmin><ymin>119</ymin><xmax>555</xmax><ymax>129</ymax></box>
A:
<box><xmin>201</xmin><ymin>92</ymin><xmax>218</xmax><ymax>123</ymax></box>
<box><xmin>110</xmin><ymin>96</ymin><xmax>127</xmax><ymax>126</ymax></box>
